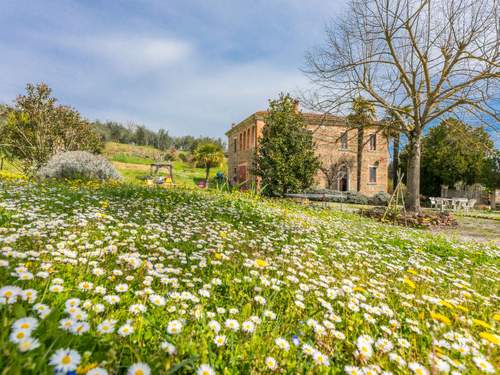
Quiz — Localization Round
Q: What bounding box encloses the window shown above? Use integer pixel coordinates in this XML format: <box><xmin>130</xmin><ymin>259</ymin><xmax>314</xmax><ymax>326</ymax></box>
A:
<box><xmin>369</xmin><ymin>134</ymin><xmax>377</xmax><ymax>150</ymax></box>
<box><xmin>239</xmin><ymin>133</ymin><xmax>242</xmax><ymax>150</ymax></box>
<box><xmin>243</xmin><ymin>131</ymin><xmax>246</xmax><ymax>150</ymax></box>
<box><xmin>340</xmin><ymin>131</ymin><xmax>348</xmax><ymax>149</ymax></box>
<box><xmin>233</xmin><ymin>138</ymin><xmax>237</xmax><ymax>153</ymax></box>
<box><xmin>369</xmin><ymin>166</ymin><xmax>377</xmax><ymax>183</ymax></box>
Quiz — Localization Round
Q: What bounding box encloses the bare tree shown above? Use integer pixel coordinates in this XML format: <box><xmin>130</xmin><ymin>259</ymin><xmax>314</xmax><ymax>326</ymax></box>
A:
<box><xmin>319</xmin><ymin>155</ymin><xmax>355</xmax><ymax>189</ymax></box>
<box><xmin>304</xmin><ymin>0</ymin><xmax>499</xmax><ymax>211</ymax></box>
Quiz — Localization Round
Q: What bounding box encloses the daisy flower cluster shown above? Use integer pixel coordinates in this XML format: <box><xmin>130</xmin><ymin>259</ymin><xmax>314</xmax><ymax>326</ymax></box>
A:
<box><xmin>0</xmin><ymin>178</ymin><xmax>498</xmax><ymax>373</ymax></box>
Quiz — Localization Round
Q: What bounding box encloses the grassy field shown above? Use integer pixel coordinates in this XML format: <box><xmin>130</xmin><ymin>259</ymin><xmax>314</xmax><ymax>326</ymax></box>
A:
<box><xmin>104</xmin><ymin>142</ymin><xmax>224</xmax><ymax>187</ymax></box>
<box><xmin>0</xmin><ymin>177</ymin><xmax>498</xmax><ymax>374</ymax></box>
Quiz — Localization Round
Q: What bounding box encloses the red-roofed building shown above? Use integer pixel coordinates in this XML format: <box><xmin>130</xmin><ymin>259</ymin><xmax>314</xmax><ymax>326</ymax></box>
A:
<box><xmin>226</xmin><ymin>106</ymin><xmax>389</xmax><ymax>196</ymax></box>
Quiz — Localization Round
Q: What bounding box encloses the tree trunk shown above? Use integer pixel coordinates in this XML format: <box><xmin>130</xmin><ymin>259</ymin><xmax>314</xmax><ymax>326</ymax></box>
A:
<box><xmin>356</xmin><ymin>126</ymin><xmax>364</xmax><ymax>192</ymax></box>
<box><xmin>0</xmin><ymin>157</ymin><xmax>3</xmax><ymax>170</ymax></box>
<box><xmin>406</xmin><ymin>131</ymin><xmax>422</xmax><ymax>212</ymax></box>
<box><xmin>392</xmin><ymin>133</ymin><xmax>400</xmax><ymax>191</ymax></box>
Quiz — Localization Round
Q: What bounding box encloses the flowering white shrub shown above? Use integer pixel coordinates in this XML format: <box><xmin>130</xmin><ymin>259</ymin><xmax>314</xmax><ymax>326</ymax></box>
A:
<box><xmin>37</xmin><ymin>151</ymin><xmax>121</xmax><ymax>180</ymax></box>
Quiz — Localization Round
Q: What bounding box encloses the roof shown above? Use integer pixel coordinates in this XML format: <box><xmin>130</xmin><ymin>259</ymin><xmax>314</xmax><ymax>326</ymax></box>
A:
<box><xmin>226</xmin><ymin>111</ymin><xmax>347</xmax><ymax>136</ymax></box>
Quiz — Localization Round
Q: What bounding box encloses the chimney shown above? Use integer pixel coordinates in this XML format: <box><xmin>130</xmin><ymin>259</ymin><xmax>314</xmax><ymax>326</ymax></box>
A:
<box><xmin>293</xmin><ymin>100</ymin><xmax>300</xmax><ymax>113</ymax></box>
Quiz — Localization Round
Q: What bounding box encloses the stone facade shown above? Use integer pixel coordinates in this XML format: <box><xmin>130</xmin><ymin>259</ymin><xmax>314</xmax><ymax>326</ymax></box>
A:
<box><xmin>226</xmin><ymin>110</ymin><xmax>389</xmax><ymax>196</ymax></box>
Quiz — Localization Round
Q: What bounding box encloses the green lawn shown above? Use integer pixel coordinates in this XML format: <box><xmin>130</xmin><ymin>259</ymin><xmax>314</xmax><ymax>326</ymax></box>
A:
<box><xmin>104</xmin><ymin>142</ymin><xmax>225</xmax><ymax>187</ymax></box>
<box><xmin>0</xmin><ymin>178</ymin><xmax>498</xmax><ymax>374</ymax></box>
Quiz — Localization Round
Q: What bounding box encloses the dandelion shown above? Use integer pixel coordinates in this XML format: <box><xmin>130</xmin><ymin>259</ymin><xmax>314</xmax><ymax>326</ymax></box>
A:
<box><xmin>49</xmin><ymin>348</ymin><xmax>81</xmax><ymax>373</ymax></box>
<box><xmin>430</xmin><ymin>312</ymin><xmax>451</xmax><ymax>326</ymax></box>
<box><xmin>127</xmin><ymin>362</ymin><xmax>151</xmax><ymax>375</ymax></box>
<box><xmin>255</xmin><ymin>259</ymin><xmax>268</xmax><ymax>268</ymax></box>
<box><xmin>479</xmin><ymin>332</ymin><xmax>499</xmax><ymax>345</ymax></box>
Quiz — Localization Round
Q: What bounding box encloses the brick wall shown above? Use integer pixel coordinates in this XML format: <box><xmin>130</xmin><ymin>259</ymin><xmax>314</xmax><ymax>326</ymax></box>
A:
<box><xmin>226</xmin><ymin>113</ymin><xmax>389</xmax><ymax>195</ymax></box>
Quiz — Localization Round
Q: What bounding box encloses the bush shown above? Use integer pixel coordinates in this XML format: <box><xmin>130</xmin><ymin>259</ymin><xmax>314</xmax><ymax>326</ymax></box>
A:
<box><xmin>368</xmin><ymin>191</ymin><xmax>391</xmax><ymax>206</ymax></box>
<box><xmin>37</xmin><ymin>151</ymin><xmax>121</xmax><ymax>181</ymax></box>
<box><xmin>178</xmin><ymin>152</ymin><xmax>189</xmax><ymax>163</ymax></box>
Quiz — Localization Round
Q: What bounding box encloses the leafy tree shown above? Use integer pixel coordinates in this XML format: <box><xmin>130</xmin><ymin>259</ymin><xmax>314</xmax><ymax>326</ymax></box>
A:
<box><xmin>0</xmin><ymin>104</ymin><xmax>11</xmax><ymax>169</ymax></box>
<box><xmin>481</xmin><ymin>149</ymin><xmax>500</xmax><ymax>191</ymax></box>
<box><xmin>401</xmin><ymin>118</ymin><xmax>494</xmax><ymax>196</ymax></box>
<box><xmin>2</xmin><ymin>83</ymin><xmax>103</xmax><ymax>175</ymax></box>
<box><xmin>254</xmin><ymin>93</ymin><xmax>320</xmax><ymax>196</ymax></box>
<box><xmin>192</xmin><ymin>142</ymin><xmax>224</xmax><ymax>186</ymax></box>
<box><xmin>347</xmin><ymin>97</ymin><xmax>376</xmax><ymax>192</ymax></box>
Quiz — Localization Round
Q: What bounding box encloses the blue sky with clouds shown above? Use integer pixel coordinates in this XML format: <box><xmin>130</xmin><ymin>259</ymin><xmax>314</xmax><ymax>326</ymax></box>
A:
<box><xmin>0</xmin><ymin>0</ymin><xmax>348</xmax><ymax>138</ymax></box>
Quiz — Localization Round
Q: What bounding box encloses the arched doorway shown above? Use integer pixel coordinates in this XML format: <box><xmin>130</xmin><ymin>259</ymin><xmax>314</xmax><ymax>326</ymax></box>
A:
<box><xmin>337</xmin><ymin>165</ymin><xmax>349</xmax><ymax>191</ymax></box>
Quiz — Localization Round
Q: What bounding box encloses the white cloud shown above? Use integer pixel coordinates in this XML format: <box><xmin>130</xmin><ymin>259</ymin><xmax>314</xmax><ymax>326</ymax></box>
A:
<box><xmin>64</xmin><ymin>35</ymin><xmax>193</xmax><ymax>72</ymax></box>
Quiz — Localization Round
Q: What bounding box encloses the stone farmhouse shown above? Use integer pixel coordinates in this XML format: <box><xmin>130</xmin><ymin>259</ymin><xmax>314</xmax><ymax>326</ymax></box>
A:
<box><xmin>226</xmin><ymin>104</ymin><xmax>389</xmax><ymax>196</ymax></box>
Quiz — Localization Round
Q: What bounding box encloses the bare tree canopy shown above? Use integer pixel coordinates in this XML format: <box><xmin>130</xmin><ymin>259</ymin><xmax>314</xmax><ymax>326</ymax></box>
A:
<box><xmin>304</xmin><ymin>0</ymin><xmax>499</xmax><ymax>210</ymax></box>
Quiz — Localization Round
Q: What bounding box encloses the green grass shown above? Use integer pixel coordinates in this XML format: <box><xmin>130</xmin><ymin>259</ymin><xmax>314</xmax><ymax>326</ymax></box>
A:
<box><xmin>104</xmin><ymin>142</ymin><xmax>225</xmax><ymax>188</ymax></box>
<box><xmin>0</xmin><ymin>178</ymin><xmax>498</xmax><ymax>374</ymax></box>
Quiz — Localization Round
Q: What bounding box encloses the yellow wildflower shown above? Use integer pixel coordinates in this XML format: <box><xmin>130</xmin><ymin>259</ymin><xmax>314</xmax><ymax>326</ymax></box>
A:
<box><xmin>430</xmin><ymin>312</ymin><xmax>451</xmax><ymax>326</ymax></box>
<box><xmin>493</xmin><ymin>313</ymin><xmax>500</xmax><ymax>322</ymax></box>
<box><xmin>479</xmin><ymin>332</ymin><xmax>499</xmax><ymax>345</ymax></box>
<box><xmin>439</xmin><ymin>300</ymin><xmax>455</xmax><ymax>310</ymax></box>
<box><xmin>77</xmin><ymin>363</ymin><xmax>97</xmax><ymax>374</ymax></box>
<box><xmin>255</xmin><ymin>259</ymin><xmax>268</xmax><ymax>268</ymax></box>
<box><xmin>473</xmin><ymin>319</ymin><xmax>492</xmax><ymax>329</ymax></box>
<box><xmin>403</xmin><ymin>277</ymin><xmax>416</xmax><ymax>289</ymax></box>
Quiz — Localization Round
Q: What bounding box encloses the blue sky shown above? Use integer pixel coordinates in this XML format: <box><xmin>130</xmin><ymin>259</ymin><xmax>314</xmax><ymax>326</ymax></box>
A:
<box><xmin>0</xmin><ymin>0</ymin><xmax>347</xmax><ymax>138</ymax></box>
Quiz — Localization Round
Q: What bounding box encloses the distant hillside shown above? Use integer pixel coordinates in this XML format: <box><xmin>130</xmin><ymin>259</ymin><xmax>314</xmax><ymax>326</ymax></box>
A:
<box><xmin>104</xmin><ymin>142</ymin><xmax>227</xmax><ymax>186</ymax></box>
